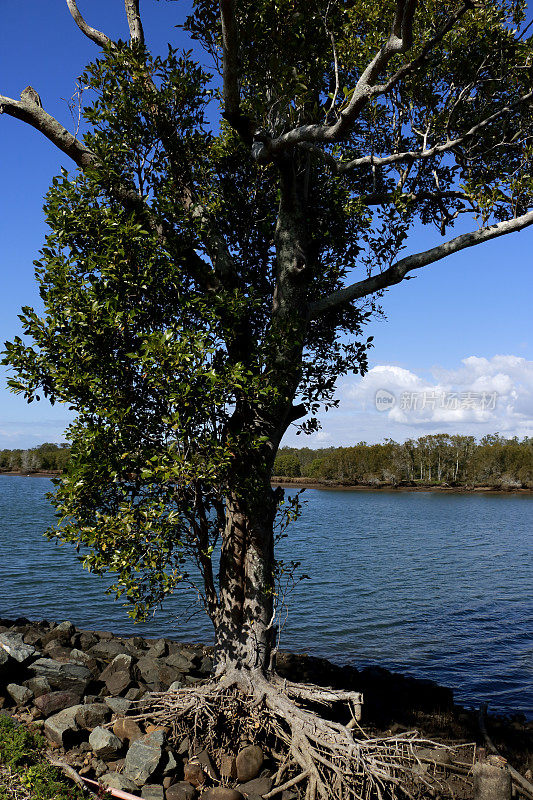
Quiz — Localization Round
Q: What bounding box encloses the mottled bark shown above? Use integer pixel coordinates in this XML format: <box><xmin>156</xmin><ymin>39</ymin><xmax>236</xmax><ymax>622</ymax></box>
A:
<box><xmin>215</xmin><ymin>485</ymin><xmax>278</xmax><ymax>676</ymax></box>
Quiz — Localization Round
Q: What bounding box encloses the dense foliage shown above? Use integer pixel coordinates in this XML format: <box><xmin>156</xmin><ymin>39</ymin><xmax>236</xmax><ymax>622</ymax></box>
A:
<box><xmin>274</xmin><ymin>434</ymin><xmax>533</xmax><ymax>487</ymax></box>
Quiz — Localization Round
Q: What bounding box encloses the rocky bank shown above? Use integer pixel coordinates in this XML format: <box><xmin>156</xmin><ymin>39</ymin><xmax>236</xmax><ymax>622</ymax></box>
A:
<box><xmin>0</xmin><ymin>617</ymin><xmax>531</xmax><ymax>799</ymax></box>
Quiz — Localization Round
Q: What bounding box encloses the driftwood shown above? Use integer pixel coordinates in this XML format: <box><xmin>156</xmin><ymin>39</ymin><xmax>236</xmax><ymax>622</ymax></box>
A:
<box><xmin>44</xmin><ymin>754</ymin><xmax>100</xmax><ymax>798</ymax></box>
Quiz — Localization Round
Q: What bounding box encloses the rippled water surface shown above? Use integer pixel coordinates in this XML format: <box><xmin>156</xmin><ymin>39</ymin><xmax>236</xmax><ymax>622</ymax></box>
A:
<box><xmin>1</xmin><ymin>477</ymin><xmax>531</xmax><ymax>716</ymax></box>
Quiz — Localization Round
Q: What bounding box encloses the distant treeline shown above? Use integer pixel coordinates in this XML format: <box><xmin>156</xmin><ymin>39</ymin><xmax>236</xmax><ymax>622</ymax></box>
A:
<box><xmin>3</xmin><ymin>435</ymin><xmax>532</xmax><ymax>488</ymax></box>
<box><xmin>0</xmin><ymin>443</ymin><xmax>70</xmax><ymax>473</ymax></box>
<box><xmin>273</xmin><ymin>434</ymin><xmax>533</xmax><ymax>489</ymax></box>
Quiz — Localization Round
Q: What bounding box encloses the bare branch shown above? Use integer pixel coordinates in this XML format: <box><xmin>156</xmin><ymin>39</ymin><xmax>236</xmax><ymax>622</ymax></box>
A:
<box><xmin>0</xmin><ymin>93</ymin><xmax>95</xmax><ymax>168</ymax></box>
<box><xmin>65</xmin><ymin>0</ymin><xmax>112</xmax><ymax>48</ymax></box>
<box><xmin>296</xmin><ymin>86</ymin><xmax>533</xmax><ymax>179</ymax></box>
<box><xmin>338</xmin><ymin>88</ymin><xmax>533</xmax><ymax>173</ymax></box>
<box><xmin>220</xmin><ymin>0</ymin><xmax>240</xmax><ymax>117</ymax></box>
<box><xmin>327</xmin><ymin>0</ymin><xmax>418</xmax><ymax>139</ymax></box>
<box><xmin>310</xmin><ymin>207</ymin><xmax>533</xmax><ymax>317</ymax></box>
<box><xmin>324</xmin><ymin>29</ymin><xmax>340</xmax><ymax>120</ymax></box>
<box><xmin>219</xmin><ymin>0</ymin><xmax>254</xmax><ymax>143</ymax></box>
<box><xmin>124</xmin><ymin>0</ymin><xmax>145</xmax><ymax>46</ymax></box>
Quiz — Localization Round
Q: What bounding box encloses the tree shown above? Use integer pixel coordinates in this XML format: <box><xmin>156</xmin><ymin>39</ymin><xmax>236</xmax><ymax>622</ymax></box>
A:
<box><xmin>2</xmin><ymin>1</ymin><xmax>533</xmax><ymax>795</ymax></box>
<box><xmin>274</xmin><ymin>450</ymin><xmax>302</xmax><ymax>477</ymax></box>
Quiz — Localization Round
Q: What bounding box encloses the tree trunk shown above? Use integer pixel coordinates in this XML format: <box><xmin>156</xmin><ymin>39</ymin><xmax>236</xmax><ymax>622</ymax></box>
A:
<box><xmin>214</xmin><ymin>483</ymin><xmax>278</xmax><ymax>679</ymax></box>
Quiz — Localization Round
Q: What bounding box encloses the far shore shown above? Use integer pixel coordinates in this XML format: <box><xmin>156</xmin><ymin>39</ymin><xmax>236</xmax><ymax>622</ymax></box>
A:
<box><xmin>1</xmin><ymin>470</ymin><xmax>531</xmax><ymax>494</ymax></box>
<box><xmin>0</xmin><ymin>470</ymin><xmax>61</xmax><ymax>478</ymax></box>
<box><xmin>271</xmin><ymin>476</ymin><xmax>533</xmax><ymax>494</ymax></box>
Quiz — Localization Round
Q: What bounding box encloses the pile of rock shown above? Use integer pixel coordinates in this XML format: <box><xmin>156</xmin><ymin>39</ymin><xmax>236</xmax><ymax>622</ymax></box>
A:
<box><xmin>0</xmin><ymin>618</ymin><xmax>279</xmax><ymax>800</ymax></box>
<box><xmin>0</xmin><ymin>616</ymin><xmax>460</xmax><ymax>800</ymax></box>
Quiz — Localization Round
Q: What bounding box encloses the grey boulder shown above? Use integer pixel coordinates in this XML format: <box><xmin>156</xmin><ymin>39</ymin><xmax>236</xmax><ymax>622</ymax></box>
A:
<box><xmin>75</xmin><ymin>702</ymin><xmax>111</xmax><ymax>730</ymax></box>
<box><xmin>0</xmin><ymin>632</ymin><xmax>36</xmax><ymax>664</ymax></box>
<box><xmin>164</xmin><ymin>652</ymin><xmax>193</xmax><ymax>673</ymax></box>
<box><xmin>99</xmin><ymin>772</ymin><xmax>140</xmax><ymax>793</ymax></box>
<box><xmin>88</xmin><ymin>639</ymin><xmax>130</xmax><ymax>661</ymax></box>
<box><xmin>100</xmin><ymin>653</ymin><xmax>133</xmax><ymax>682</ymax></box>
<box><xmin>136</xmin><ymin>656</ymin><xmax>179</xmax><ymax>689</ymax></box>
<box><xmin>123</xmin><ymin>738</ymin><xmax>163</xmax><ymax>786</ymax></box>
<box><xmin>104</xmin><ymin>696</ymin><xmax>132</xmax><ymax>716</ymax></box>
<box><xmin>142</xmin><ymin>785</ymin><xmax>165</xmax><ymax>800</ymax></box>
<box><xmin>7</xmin><ymin>683</ymin><xmax>33</xmax><ymax>706</ymax></box>
<box><xmin>43</xmin><ymin>704</ymin><xmax>84</xmax><ymax>746</ymax></box>
<box><xmin>89</xmin><ymin>726</ymin><xmax>123</xmax><ymax>760</ymax></box>
<box><xmin>0</xmin><ymin>647</ymin><xmax>10</xmax><ymax>674</ymax></box>
<box><xmin>28</xmin><ymin>658</ymin><xmax>92</xmax><ymax>694</ymax></box>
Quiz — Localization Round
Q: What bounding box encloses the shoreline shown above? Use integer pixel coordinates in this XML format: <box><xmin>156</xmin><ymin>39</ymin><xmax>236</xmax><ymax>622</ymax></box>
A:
<box><xmin>271</xmin><ymin>477</ymin><xmax>533</xmax><ymax>494</ymax></box>
<box><xmin>2</xmin><ymin>471</ymin><xmax>532</xmax><ymax>494</ymax></box>
<box><xmin>0</xmin><ymin>470</ymin><xmax>61</xmax><ymax>478</ymax></box>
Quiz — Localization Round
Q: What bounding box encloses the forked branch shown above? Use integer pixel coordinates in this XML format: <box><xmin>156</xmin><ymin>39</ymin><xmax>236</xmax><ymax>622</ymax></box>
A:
<box><xmin>67</xmin><ymin>0</ymin><xmax>144</xmax><ymax>48</ymax></box>
<box><xmin>254</xmin><ymin>1</ymin><xmax>473</xmax><ymax>161</ymax></box>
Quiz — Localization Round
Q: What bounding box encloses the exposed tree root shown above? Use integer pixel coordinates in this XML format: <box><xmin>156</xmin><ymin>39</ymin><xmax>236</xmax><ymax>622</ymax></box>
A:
<box><xmin>130</xmin><ymin>673</ymin><xmax>475</xmax><ymax>800</ymax></box>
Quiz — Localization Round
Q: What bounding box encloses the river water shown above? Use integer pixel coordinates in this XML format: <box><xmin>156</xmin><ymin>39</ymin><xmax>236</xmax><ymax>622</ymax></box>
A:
<box><xmin>0</xmin><ymin>476</ymin><xmax>531</xmax><ymax>716</ymax></box>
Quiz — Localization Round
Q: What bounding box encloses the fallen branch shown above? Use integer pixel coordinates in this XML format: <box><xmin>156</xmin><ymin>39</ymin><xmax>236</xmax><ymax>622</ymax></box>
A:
<box><xmin>83</xmin><ymin>775</ymin><xmax>142</xmax><ymax>800</ymax></box>
<box><xmin>45</xmin><ymin>755</ymin><xmax>99</xmax><ymax>799</ymax></box>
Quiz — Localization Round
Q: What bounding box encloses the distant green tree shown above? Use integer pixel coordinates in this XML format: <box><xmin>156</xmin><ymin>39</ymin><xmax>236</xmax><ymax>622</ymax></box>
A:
<box><xmin>273</xmin><ymin>451</ymin><xmax>302</xmax><ymax>477</ymax></box>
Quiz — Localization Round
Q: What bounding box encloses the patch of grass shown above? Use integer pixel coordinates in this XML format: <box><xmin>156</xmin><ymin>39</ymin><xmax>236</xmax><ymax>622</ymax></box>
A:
<box><xmin>0</xmin><ymin>716</ymin><xmax>86</xmax><ymax>800</ymax></box>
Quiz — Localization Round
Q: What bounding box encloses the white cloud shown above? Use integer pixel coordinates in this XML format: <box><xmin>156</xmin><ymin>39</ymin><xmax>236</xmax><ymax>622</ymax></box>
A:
<box><xmin>283</xmin><ymin>355</ymin><xmax>533</xmax><ymax>447</ymax></box>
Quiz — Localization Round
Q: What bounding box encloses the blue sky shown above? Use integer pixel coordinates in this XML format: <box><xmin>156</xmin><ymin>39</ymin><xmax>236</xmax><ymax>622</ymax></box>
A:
<box><xmin>1</xmin><ymin>1</ymin><xmax>532</xmax><ymax>449</ymax></box>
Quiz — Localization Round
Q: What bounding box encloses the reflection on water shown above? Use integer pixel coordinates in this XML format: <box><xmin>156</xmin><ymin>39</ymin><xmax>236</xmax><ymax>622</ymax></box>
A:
<box><xmin>0</xmin><ymin>477</ymin><xmax>531</xmax><ymax>716</ymax></box>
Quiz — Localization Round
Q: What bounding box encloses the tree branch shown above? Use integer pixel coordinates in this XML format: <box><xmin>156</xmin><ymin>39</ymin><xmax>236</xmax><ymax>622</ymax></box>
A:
<box><xmin>65</xmin><ymin>0</ymin><xmax>112</xmax><ymax>47</ymax></box>
<box><xmin>360</xmin><ymin>189</ymin><xmax>470</xmax><ymax>206</ymax></box>
<box><xmin>220</xmin><ymin>0</ymin><xmax>240</xmax><ymax>119</ymax></box>
<box><xmin>310</xmin><ymin>207</ymin><xmax>533</xmax><ymax>317</ymax></box>
<box><xmin>0</xmin><ymin>92</ymin><xmax>220</xmax><ymax>293</ymax></box>
<box><xmin>219</xmin><ymin>0</ymin><xmax>254</xmax><ymax>143</ymax></box>
<box><xmin>124</xmin><ymin>0</ymin><xmax>144</xmax><ymax>46</ymax></box>
<box><xmin>64</xmin><ymin>0</ymin><xmax>238</xmax><ymax>290</ymax></box>
<box><xmin>254</xmin><ymin>2</ymin><xmax>473</xmax><ymax>161</ymax></box>
<box><xmin>0</xmin><ymin>93</ymin><xmax>96</xmax><ymax>168</ymax></box>
<box><xmin>326</xmin><ymin>0</ymin><xmax>418</xmax><ymax>141</ymax></box>
<box><xmin>287</xmin><ymin>403</ymin><xmax>307</xmax><ymax>423</ymax></box>
<box><xmin>337</xmin><ymin>88</ymin><xmax>533</xmax><ymax>173</ymax></box>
